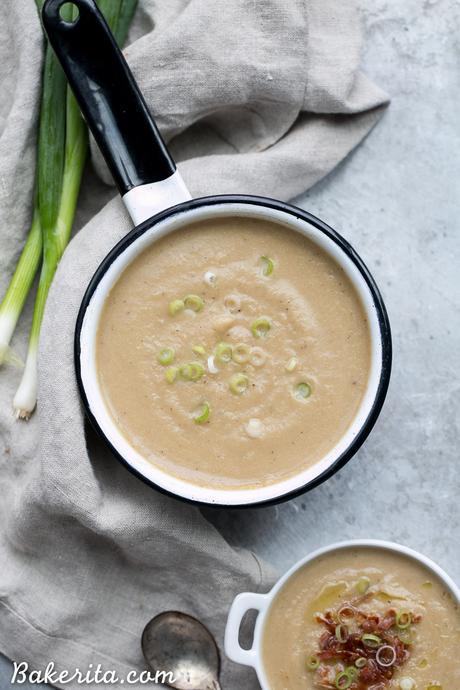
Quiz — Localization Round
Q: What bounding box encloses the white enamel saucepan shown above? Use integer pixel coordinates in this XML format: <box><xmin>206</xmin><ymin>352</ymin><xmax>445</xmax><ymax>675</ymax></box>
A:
<box><xmin>42</xmin><ymin>0</ymin><xmax>392</xmax><ymax>508</ymax></box>
<box><xmin>225</xmin><ymin>540</ymin><xmax>460</xmax><ymax>688</ymax></box>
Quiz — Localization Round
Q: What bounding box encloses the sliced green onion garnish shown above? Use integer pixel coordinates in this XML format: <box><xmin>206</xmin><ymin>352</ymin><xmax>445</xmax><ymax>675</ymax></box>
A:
<box><xmin>397</xmin><ymin>628</ymin><xmax>413</xmax><ymax>645</ymax></box>
<box><xmin>356</xmin><ymin>576</ymin><xmax>371</xmax><ymax>594</ymax></box>
<box><xmin>355</xmin><ymin>657</ymin><xmax>367</xmax><ymax>668</ymax></box>
<box><xmin>260</xmin><ymin>255</ymin><xmax>274</xmax><ymax>276</ymax></box>
<box><xmin>422</xmin><ymin>581</ymin><xmax>432</xmax><ymax>588</ymax></box>
<box><xmin>345</xmin><ymin>667</ymin><xmax>358</xmax><ymax>681</ymax></box>
<box><xmin>180</xmin><ymin>362</ymin><xmax>205</xmax><ymax>381</ymax></box>
<box><xmin>426</xmin><ymin>685</ymin><xmax>442</xmax><ymax>690</ymax></box>
<box><xmin>396</xmin><ymin>610</ymin><xmax>411</xmax><ymax>629</ymax></box>
<box><xmin>376</xmin><ymin>644</ymin><xmax>396</xmax><ymax>667</ymax></box>
<box><xmin>294</xmin><ymin>382</ymin><xmax>312</xmax><ymax>401</ymax></box>
<box><xmin>418</xmin><ymin>658</ymin><xmax>428</xmax><ymax>669</ymax></box>
<box><xmin>157</xmin><ymin>347</ymin><xmax>175</xmax><ymax>366</ymax></box>
<box><xmin>306</xmin><ymin>655</ymin><xmax>319</xmax><ymax>671</ymax></box>
<box><xmin>215</xmin><ymin>341</ymin><xmax>233</xmax><ymax>364</ymax></box>
<box><xmin>335</xmin><ymin>624</ymin><xmax>349</xmax><ymax>643</ymax></box>
<box><xmin>233</xmin><ymin>343</ymin><xmax>250</xmax><ymax>364</ymax></box>
<box><xmin>169</xmin><ymin>299</ymin><xmax>185</xmax><ymax>316</ymax></box>
<box><xmin>203</xmin><ymin>271</ymin><xmax>216</xmax><ymax>286</ymax></box>
<box><xmin>251</xmin><ymin>316</ymin><xmax>271</xmax><ymax>338</ymax></box>
<box><xmin>285</xmin><ymin>356</ymin><xmax>297</xmax><ymax>372</ymax></box>
<box><xmin>193</xmin><ymin>401</ymin><xmax>210</xmax><ymax>424</ymax></box>
<box><xmin>249</xmin><ymin>346</ymin><xmax>266</xmax><ymax>367</ymax></box>
<box><xmin>192</xmin><ymin>344</ymin><xmax>206</xmax><ymax>357</ymax></box>
<box><xmin>361</xmin><ymin>633</ymin><xmax>381</xmax><ymax>648</ymax></box>
<box><xmin>399</xmin><ymin>679</ymin><xmax>416</xmax><ymax>690</ymax></box>
<box><xmin>245</xmin><ymin>418</ymin><xmax>263</xmax><ymax>438</ymax></box>
<box><xmin>165</xmin><ymin>366</ymin><xmax>178</xmax><ymax>383</ymax></box>
<box><xmin>335</xmin><ymin>671</ymin><xmax>352</xmax><ymax>690</ymax></box>
<box><xmin>184</xmin><ymin>294</ymin><xmax>204</xmax><ymax>312</ymax></box>
<box><xmin>229</xmin><ymin>373</ymin><xmax>249</xmax><ymax>395</ymax></box>
<box><xmin>224</xmin><ymin>294</ymin><xmax>241</xmax><ymax>313</ymax></box>
<box><xmin>337</xmin><ymin>605</ymin><xmax>356</xmax><ymax>622</ymax></box>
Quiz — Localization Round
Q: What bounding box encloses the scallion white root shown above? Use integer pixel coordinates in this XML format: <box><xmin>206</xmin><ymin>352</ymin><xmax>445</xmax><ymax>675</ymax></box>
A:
<box><xmin>13</xmin><ymin>344</ymin><xmax>38</xmax><ymax>420</ymax></box>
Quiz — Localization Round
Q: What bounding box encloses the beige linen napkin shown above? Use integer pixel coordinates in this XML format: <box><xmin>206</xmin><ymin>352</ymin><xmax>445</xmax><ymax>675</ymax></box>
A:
<box><xmin>0</xmin><ymin>0</ymin><xmax>388</xmax><ymax>688</ymax></box>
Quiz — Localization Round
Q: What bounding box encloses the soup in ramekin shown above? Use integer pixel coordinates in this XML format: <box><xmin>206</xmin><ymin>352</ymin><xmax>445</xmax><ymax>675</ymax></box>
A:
<box><xmin>262</xmin><ymin>547</ymin><xmax>459</xmax><ymax>689</ymax></box>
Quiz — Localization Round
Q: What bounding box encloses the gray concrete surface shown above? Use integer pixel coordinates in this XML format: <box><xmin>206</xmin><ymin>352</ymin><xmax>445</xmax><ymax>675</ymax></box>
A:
<box><xmin>1</xmin><ymin>0</ymin><xmax>459</xmax><ymax>687</ymax></box>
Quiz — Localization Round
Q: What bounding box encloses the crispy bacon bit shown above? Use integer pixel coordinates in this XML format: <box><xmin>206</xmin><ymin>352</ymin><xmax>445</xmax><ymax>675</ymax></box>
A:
<box><xmin>309</xmin><ymin>603</ymin><xmax>421</xmax><ymax>690</ymax></box>
<box><xmin>378</xmin><ymin>610</ymin><xmax>396</xmax><ymax>631</ymax></box>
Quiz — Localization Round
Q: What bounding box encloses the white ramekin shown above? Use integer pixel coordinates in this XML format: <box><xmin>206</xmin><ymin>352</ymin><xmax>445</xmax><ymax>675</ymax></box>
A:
<box><xmin>224</xmin><ymin>539</ymin><xmax>460</xmax><ymax>688</ymax></box>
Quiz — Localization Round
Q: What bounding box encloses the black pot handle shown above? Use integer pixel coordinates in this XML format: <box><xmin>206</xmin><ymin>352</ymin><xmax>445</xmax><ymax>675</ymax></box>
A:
<box><xmin>42</xmin><ymin>0</ymin><xmax>176</xmax><ymax>197</ymax></box>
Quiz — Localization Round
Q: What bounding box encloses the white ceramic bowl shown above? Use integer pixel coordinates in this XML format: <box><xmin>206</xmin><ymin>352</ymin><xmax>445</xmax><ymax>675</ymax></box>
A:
<box><xmin>224</xmin><ymin>539</ymin><xmax>460</xmax><ymax>688</ymax></box>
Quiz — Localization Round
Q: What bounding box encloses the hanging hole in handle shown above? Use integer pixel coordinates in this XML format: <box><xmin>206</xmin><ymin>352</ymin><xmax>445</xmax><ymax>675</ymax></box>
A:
<box><xmin>59</xmin><ymin>1</ymin><xmax>80</xmax><ymax>23</ymax></box>
<box><xmin>238</xmin><ymin>609</ymin><xmax>259</xmax><ymax>651</ymax></box>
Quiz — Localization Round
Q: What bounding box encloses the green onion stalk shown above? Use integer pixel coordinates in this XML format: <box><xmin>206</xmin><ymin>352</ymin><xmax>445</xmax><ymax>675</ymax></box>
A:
<box><xmin>12</xmin><ymin>0</ymin><xmax>137</xmax><ymax>418</ymax></box>
<box><xmin>16</xmin><ymin>102</ymin><xmax>86</xmax><ymax>419</ymax></box>
<box><xmin>0</xmin><ymin>0</ymin><xmax>65</xmax><ymax>368</ymax></box>
<box><xmin>12</xmin><ymin>14</ymin><xmax>68</xmax><ymax>417</ymax></box>
<box><xmin>0</xmin><ymin>205</ymin><xmax>42</xmax><ymax>367</ymax></box>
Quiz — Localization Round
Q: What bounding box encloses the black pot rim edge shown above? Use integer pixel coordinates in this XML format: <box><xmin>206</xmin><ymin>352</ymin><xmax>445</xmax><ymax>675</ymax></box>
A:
<box><xmin>74</xmin><ymin>194</ymin><xmax>392</xmax><ymax>510</ymax></box>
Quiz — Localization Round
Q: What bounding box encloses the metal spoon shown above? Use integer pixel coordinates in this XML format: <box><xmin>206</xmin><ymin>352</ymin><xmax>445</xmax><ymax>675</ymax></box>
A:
<box><xmin>141</xmin><ymin>611</ymin><xmax>222</xmax><ymax>690</ymax></box>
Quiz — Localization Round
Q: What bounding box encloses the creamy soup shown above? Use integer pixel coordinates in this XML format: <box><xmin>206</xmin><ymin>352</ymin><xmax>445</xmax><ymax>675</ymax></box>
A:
<box><xmin>262</xmin><ymin>547</ymin><xmax>460</xmax><ymax>690</ymax></box>
<box><xmin>96</xmin><ymin>216</ymin><xmax>371</xmax><ymax>489</ymax></box>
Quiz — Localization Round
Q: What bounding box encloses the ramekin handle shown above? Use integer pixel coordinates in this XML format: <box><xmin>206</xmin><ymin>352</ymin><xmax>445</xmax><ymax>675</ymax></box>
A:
<box><xmin>224</xmin><ymin>592</ymin><xmax>270</xmax><ymax>667</ymax></box>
